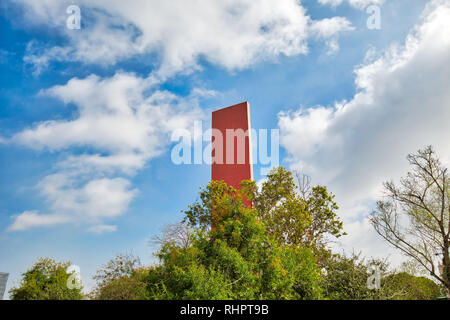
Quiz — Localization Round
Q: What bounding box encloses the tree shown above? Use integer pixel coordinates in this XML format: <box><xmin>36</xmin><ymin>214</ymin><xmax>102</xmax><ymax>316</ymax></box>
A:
<box><xmin>293</xmin><ymin>172</ymin><xmax>345</xmax><ymax>250</ymax></box>
<box><xmin>150</xmin><ymin>221</ymin><xmax>193</xmax><ymax>249</ymax></box>
<box><xmin>323</xmin><ymin>253</ymin><xmax>393</xmax><ymax>300</ymax></box>
<box><xmin>185</xmin><ymin>167</ymin><xmax>345</xmax><ymax>254</ymax></box>
<box><xmin>92</xmin><ymin>253</ymin><xmax>149</xmax><ymax>300</ymax></box>
<box><xmin>9</xmin><ymin>257</ymin><xmax>83</xmax><ymax>300</ymax></box>
<box><xmin>383</xmin><ymin>272</ymin><xmax>440</xmax><ymax>300</ymax></box>
<box><xmin>370</xmin><ymin>146</ymin><xmax>450</xmax><ymax>298</ymax></box>
<box><xmin>323</xmin><ymin>252</ymin><xmax>440</xmax><ymax>300</ymax></box>
<box><xmin>148</xmin><ymin>180</ymin><xmax>323</xmax><ymax>299</ymax></box>
<box><xmin>250</xmin><ymin>167</ymin><xmax>345</xmax><ymax>252</ymax></box>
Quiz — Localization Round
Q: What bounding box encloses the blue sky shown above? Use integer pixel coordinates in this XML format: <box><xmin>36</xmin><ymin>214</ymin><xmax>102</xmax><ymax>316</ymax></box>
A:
<box><xmin>2</xmin><ymin>0</ymin><xmax>450</xmax><ymax>296</ymax></box>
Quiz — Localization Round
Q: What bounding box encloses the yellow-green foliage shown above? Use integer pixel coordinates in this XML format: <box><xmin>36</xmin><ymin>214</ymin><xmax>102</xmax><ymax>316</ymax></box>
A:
<box><xmin>384</xmin><ymin>272</ymin><xmax>441</xmax><ymax>300</ymax></box>
<box><xmin>9</xmin><ymin>257</ymin><xmax>83</xmax><ymax>300</ymax></box>
<box><xmin>147</xmin><ymin>180</ymin><xmax>323</xmax><ymax>300</ymax></box>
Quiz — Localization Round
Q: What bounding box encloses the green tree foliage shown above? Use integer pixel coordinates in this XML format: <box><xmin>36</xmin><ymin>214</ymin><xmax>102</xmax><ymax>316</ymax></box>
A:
<box><xmin>148</xmin><ymin>180</ymin><xmax>323</xmax><ymax>299</ymax></box>
<box><xmin>9</xmin><ymin>257</ymin><xmax>83</xmax><ymax>300</ymax></box>
<box><xmin>185</xmin><ymin>167</ymin><xmax>345</xmax><ymax>254</ymax></box>
<box><xmin>383</xmin><ymin>272</ymin><xmax>440</xmax><ymax>300</ymax></box>
<box><xmin>323</xmin><ymin>253</ymin><xmax>394</xmax><ymax>300</ymax></box>
<box><xmin>92</xmin><ymin>253</ymin><xmax>149</xmax><ymax>300</ymax></box>
<box><xmin>323</xmin><ymin>253</ymin><xmax>441</xmax><ymax>300</ymax></box>
<box><xmin>253</xmin><ymin>168</ymin><xmax>344</xmax><ymax>251</ymax></box>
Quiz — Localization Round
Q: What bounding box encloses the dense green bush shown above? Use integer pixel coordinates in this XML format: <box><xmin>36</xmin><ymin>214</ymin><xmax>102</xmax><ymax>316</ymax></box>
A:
<box><xmin>9</xmin><ymin>258</ymin><xmax>83</xmax><ymax>300</ymax></box>
<box><xmin>146</xmin><ymin>180</ymin><xmax>323</xmax><ymax>299</ymax></box>
<box><xmin>384</xmin><ymin>272</ymin><xmax>441</xmax><ymax>300</ymax></box>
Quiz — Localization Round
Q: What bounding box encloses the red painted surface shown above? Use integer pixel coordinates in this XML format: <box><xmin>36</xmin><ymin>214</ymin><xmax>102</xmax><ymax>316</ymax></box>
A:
<box><xmin>211</xmin><ymin>102</ymin><xmax>253</xmax><ymax>190</ymax></box>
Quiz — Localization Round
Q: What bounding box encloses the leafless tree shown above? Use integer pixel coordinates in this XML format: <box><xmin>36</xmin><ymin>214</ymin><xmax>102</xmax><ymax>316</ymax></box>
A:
<box><xmin>150</xmin><ymin>221</ymin><xmax>193</xmax><ymax>249</ymax></box>
<box><xmin>370</xmin><ymin>146</ymin><xmax>450</xmax><ymax>298</ymax></box>
<box><xmin>93</xmin><ymin>252</ymin><xmax>141</xmax><ymax>285</ymax></box>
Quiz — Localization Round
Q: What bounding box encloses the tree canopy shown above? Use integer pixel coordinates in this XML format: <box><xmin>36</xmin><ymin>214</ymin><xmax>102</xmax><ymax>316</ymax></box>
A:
<box><xmin>9</xmin><ymin>258</ymin><xmax>84</xmax><ymax>300</ymax></box>
<box><xmin>185</xmin><ymin>167</ymin><xmax>345</xmax><ymax>254</ymax></box>
<box><xmin>147</xmin><ymin>180</ymin><xmax>323</xmax><ymax>299</ymax></box>
<box><xmin>91</xmin><ymin>253</ymin><xmax>149</xmax><ymax>300</ymax></box>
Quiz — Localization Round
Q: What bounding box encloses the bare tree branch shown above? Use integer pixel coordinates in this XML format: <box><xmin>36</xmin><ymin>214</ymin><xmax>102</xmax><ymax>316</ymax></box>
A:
<box><xmin>370</xmin><ymin>146</ymin><xmax>450</xmax><ymax>297</ymax></box>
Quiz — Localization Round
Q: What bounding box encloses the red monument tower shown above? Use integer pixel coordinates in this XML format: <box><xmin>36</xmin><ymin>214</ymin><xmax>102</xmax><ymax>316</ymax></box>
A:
<box><xmin>211</xmin><ymin>102</ymin><xmax>253</xmax><ymax>189</ymax></box>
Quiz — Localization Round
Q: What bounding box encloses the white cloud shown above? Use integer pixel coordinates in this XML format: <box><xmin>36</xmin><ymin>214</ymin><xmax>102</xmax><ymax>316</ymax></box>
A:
<box><xmin>13</xmin><ymin>72</ymin><xmax>204</xmax><ymax>174</ymax></box>
<box><xmin>279</xmin><ymin>0</ymin><xmax>450</xmax><ymax>259</ymax></box>
<box><xmin>87</xmin><ymin>224</ymin><xmax>117</xmax><ymax>234</ymax></box>
<box><xmin>310</xmin><ymin>17</ymin><xmax>355</xmax><ymax>39</ymax></box>
<box><xmin>310</xmin><ymin>17</ymin><xmax>355</xmax><ymax>55</ymax></box>
<box><xmin>9</xmin><ymin>175</ymin><xmax>137</xmax><ymax>232</ymax></box>
<box><xmin>38</xmin><ymin>174</ymin><xmax>138</xmax><ymax>221</ymax></box>
<box><xmin>318</xmin><ymin>0</ymin><xmax>385</xmax><ymax>9</ymax></box>
<box><xmin>8</xmin><ymin>211</ymin><xmax>71</xmax><ymax>231</ymax></box>
<box><xmin>13</xmin><ymin>0</ymin><xmax>353</xmax><ymax>77</ymax></box>
<box><xmin>8</xmin><ymin>72</ymin><xmax>205</xmax><ymax>231</ymax></box>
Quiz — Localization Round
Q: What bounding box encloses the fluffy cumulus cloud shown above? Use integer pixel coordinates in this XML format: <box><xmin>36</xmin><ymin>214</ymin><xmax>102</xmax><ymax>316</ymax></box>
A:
<box><xmin>310</xmin><ymin>17</ymin><xmax>355</xmax><ymax>55</ymax></box>
<box><xmin>9</xmin><ymin>211</ymin><xmax>71</xmax><ymax>231</ymax></box>
<box><xmin>8</xmin><ymin>72</ymin><xmax>205</xmax><ymax>231</ymax></box>
<box><xmin>12</xmin><ymin>0</ymin><xmax>354</xmax><ymax>77</ymax></box>
<box><xmin>318</xmin><ymin>0</ymin><xmax>385</xmax><ymax>9</ymax></box>
<box><xmin>279</xmin><ymin>0</ymin><xmax>450</xmax><ymax>258</ymax></box>
<box><xmin>13</xmin><ymin>73</ymin><xmax>203</xmax><ymax>172</ymax></box>
<box><xmin>8</xmin><ymin>176</ymin><xmax>135</xmax><ymax>232</ymax></box>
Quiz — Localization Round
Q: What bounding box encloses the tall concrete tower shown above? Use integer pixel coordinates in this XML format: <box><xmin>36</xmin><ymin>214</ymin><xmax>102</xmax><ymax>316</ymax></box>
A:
<box><xmin>211</xmin><ymin>101</ymin><xmax>253</xmax><ymax>189</ymax></box>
